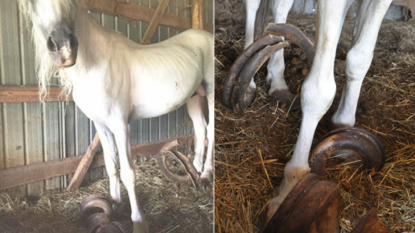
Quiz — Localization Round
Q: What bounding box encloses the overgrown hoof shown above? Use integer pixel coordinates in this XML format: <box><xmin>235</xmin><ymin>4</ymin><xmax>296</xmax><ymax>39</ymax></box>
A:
<box><xmin>242</xmin><ymin>85</ymin><xmax>257</xmax><ymax>109</ymax></box>
<box><xmin>260</xmin><ymin>173</ymin><xmax>341</xmax><ymax>233</ymax></box>
<box><xmin>111</xmin><ymin>202</ymin><xmax>124</xmax><ymax>220</ymax></box>
<box><xmin>270</xmin><ymin>89</ymin><xmax>301</xmax><ymax>110</ymax></box>
<box><xmin>309</xmin><ymin>127</ymin><xmax>386</xmax><ymax>177</ymax></box>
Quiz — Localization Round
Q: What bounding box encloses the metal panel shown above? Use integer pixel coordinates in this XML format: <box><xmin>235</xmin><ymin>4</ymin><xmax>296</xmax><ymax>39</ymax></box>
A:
<box><xmin>0</xmin><ymin>0</ymin><xmax>212</xmax><ymax>195</ymax></box>
<box><xmin>0</xmin><ymin>0</ymin><xmax>26</xmax><ymax>195</ymax></box>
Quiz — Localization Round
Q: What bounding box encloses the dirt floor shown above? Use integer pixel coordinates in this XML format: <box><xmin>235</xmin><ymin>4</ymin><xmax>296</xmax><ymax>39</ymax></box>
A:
<box><xmin>215</xmin><ymin>12</ymin><xmax>415</xmax><ymax>233</ymax></box>
<box><xmin>0</xmin><ymin>152</ymin><xmax>214</xmax><ymax>233</ymax></box>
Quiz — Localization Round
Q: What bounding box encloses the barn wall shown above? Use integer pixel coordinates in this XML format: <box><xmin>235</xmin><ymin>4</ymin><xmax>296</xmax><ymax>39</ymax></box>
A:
<box><xmin>215</xmin><ymin>0</ymin><xmax>405</xmax><ymax>22</ymax></box>
<box><xmin>0</xmin><ymin>0</ymin><xmax>213</xmax><ymax>195</ymax></box>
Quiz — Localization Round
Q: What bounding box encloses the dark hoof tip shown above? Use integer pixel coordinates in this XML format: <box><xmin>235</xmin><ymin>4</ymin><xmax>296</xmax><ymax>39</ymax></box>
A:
<box><xmin>199</xmin><ymin>177</ymin><xmax>212</xmax><ymax>191</ymax></box>
<box><xmin>270</xmin><ymin>90</ymin><xmax>301</xmax><ymax>110</ymax></box>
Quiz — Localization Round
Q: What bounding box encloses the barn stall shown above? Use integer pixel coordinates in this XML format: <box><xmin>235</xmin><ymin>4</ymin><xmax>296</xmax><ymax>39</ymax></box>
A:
<box><xmin>0</xmin><ymin>0</ymin><xmax>213</xmax><ymax>232</ymax></box>
<box><xmin>215</xmin><ymin>0</ymin><xmax>415</xmax><ymax>232</ymax></box>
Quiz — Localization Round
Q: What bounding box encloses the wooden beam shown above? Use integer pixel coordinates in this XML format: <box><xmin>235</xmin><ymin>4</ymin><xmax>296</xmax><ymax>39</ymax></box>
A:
<box><xmin>67</xmin><ymin>133</ymin><xmax>100</xmax><ymax>191</ymax></box>
<box><xmin>192</xmin><ymin>0</ymin><xmax>204</xmax><ymax>29</ymax></box>
<box><xmin>392</xmin><ymin>0</ymin><xmax>415</xmax><ymax>13</ymax></box>
<box><xmin>142</xmin><ymin>0</ymin><xmax>172</xmax><ymax>45</ymax></box>
<box><xmin>0</xmin><ymin>136</ymin><xmax>193</xmax><ymax>191</ymax></box>
<box><xmin>0</xmin><ymin>85</ymin><xmax>72</xmax><ymax>103</ymax></box>
<box><xmin>83</xmin><ymin>0</ymin><xmax>191</xmax><ymax>30</ymax></box>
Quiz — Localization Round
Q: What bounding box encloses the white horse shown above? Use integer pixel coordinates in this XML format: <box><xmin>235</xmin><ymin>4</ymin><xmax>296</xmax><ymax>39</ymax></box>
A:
<box><xmin>243</xmin><ymin>0</ymin><xmax>393</xmax><ymax>225</ymax></box>
<box><xmin>19</xmin><ymin>0</ymin><xmax>214</xmax><ymax>232</ymax></box>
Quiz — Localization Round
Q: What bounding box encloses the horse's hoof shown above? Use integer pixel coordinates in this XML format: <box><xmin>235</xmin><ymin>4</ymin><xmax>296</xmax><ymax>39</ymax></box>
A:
<box><xmin>81</xmin><ymin>195</ymin><xmax>114</xmax><ymax>225</ymax></box>
<box><xmin>270</xmin><ymin>89</ymin><xmax>301</xmax><ymax>110</ymax></box>
<box><xmin>86</xmin><ymin>212</ymin><xmax>110</xmax><ymax>231</ymax></box>
<box><xmin>350</xmin><ymin>208</ymin><xmax>393</xmax><ymax>233</ymax></box>
<box><xmin>91</xmin><ymin>221</ymin><xmax>127</xmax><ymax>233</ymax></box>
<box><xmin>242</xmin><ymin>85</ymin><xmax>256</xmax><ymax>109</ymax></box>
<box><xmin>261</xmin><ymin>173</ymin><xmax>341</xmax><ymax>233</ymax></box>
<box><xmin>309</xmin><ymin>127</ymin><xmax>386</xmax><ymax>176</ymax></box>
<box><xmin>111</xmin><ymin>201</ymin><xmax>124</xmax><ymax>220</ymax></box>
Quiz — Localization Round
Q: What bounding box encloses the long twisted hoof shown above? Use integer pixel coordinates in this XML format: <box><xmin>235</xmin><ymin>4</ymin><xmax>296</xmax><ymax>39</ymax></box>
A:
<box><xmin>90</xmin><ymin>221</ymin><xmax>127</xmax><ymax>233</ymax></box>
<box><xmin>261</xmin><ymin>173</ymin><xmax>341</xmax><ymax>233</ymax></box>
<box><xmin>270</xmin><ymin>89</ymin><xmax>301</xmax><ymax>110</ymax></box>
<box><xmin>223</xmin><ymin>24</ymin><xmax>314</xmax><ymax>113</ymax></box>
<box><xmin>81</xmin><ymin>195</ymin><xmax>113</xmax><ymax>226</ymax></box>
<box><xmin>351</xmin><ymin>208</ymin><xmax>393</xmax><ymax>233</ymax></box>
<box><xmin>309</xmin><ymin>127</ymin><xmax>386</xmax><ymax>176</ymax></box>
<box><xmin>157</xmin><ymin>140</ymin><xmax>200</xmax><ymax>187</ymax></box>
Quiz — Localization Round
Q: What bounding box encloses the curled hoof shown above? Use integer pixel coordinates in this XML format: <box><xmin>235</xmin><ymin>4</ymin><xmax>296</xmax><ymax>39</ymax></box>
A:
<box><xmin>91</xmin><ymin>221</ymin><xmax>127</xmax><ymax>233</ymax></box>
<box><xmin>351</xmin><ymin>208</ymin><xmax>393</xmax><ymax>233</ymax></box>
<box><xmin>261</xmin><ymin>174</ymin><xmax>341</xmax><ymax>233</ymax></box>
<box><xmin>111</xmin><ymin>202</ymin><xmax>124</xmax><ymax>220</ymax></box>
<box><xmin>309</xmin><ymin>127</ymin><xmax>386</xmax><ymax>176</ymax></box>
<box><xmin>270</xmin><ymin>89</ymin><xmax>301</xmax><ymax>110</ymax></box>
<box><xmin>81</xmin><ymin>195</ymin><xmax>113</xmax><ymax>226</ymax></box>
<box><xmin>242</xmin><ymin>85</ymin><xmax>256</xmax><ymax>109</ymax></box>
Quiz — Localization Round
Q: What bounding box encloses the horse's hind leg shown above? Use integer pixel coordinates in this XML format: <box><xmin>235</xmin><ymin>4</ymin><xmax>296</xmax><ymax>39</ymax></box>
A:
<box><xmin>243</xmin><ymin>0</ymin><xmax>261</xmax><ymax>96</ymax></box>
<box><xmin>267</xmin><ymin>0</ymin><xmax>297</xmax><ymax>107</ymax></box>
<box><xmin>94</xmin><ymin>123</ymin><xmax>122</xmax><ymax>208</ymax></box>
<box><xmin>332</xmin><ymin>0</ymin><xmax>392</xmax><ymax>128</ymax></box>
<box><xmin>200</xmin><ymin>92</ymin><xmax>214</xmax><ymax>187</ymax></box>
<box><xmin>110</xmin><ymin>121</ymin><xmax>147</xmax><ymax>233</ymax></box>
<box><xmin>186</xmin><ymin>94</ymin><xmax>207</xmax><ymax>173</ymax></box>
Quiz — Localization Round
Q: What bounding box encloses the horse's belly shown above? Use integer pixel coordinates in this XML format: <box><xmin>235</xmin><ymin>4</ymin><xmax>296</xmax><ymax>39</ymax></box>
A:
<box><xmin>130</xmin><ymin>89</ymin><xmax>192</xmax><ymax>120</ymax></box>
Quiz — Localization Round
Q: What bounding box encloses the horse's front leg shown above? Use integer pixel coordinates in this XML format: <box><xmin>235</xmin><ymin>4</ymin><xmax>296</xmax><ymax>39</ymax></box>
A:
<box><xmin>200</xmin><ymin>93</ymin><xmax>214</xmax><ymax>186</ymax></box>
<box><xmin>94</xmin><ymin>123</ymin><xmax>122</xmax><ymax>211</ymax></box>
<box><xmin>264</xmin><ymin>0</ymin><xmax>353</xmax><ymax>225</ymax></box>
<box><xmin>111</xmin><ymin>120</ymin><xmax>147</xmax><ymax>233</ymax></box>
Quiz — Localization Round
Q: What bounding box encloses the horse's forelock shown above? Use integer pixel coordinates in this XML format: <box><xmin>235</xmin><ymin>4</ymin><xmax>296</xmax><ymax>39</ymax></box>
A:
<box><xmin>19</xmin><ymin>0</ymin><xmax>78</xmax><ymax>101</ymax></box>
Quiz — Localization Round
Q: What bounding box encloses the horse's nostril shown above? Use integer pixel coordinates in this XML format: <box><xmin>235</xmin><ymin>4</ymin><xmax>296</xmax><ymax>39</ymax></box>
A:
<box><xmin>47</xmin><ymin>36</ymin><xmax>58</xmax><ymax>52</ymax></box>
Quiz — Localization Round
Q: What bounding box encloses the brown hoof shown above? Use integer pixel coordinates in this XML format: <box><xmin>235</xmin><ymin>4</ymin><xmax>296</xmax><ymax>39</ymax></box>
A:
<box><xmin>81</xmin><ymin>195</ymin><xmax>113</xmax><ymax>226</ymax></box>
<box><xmin>91</xmin><ymin>221</ymin><xmax>127</xmax><ymax>233</ymax></box>
<box><xmin>261</xmin><ymin>173</ymin><xmax>341</xmax><ymax>233</ymax></box>
<box><xmin>270</xmin><ymin>89</ymin><xmax>301</xmax><ymax>110</ymax></box>
<box><xmin>157</xmin><ymin>140</ymin><xmax>200</xmax><ymax>187</ymax></box>
<box><xmin>351</xmin><ymin>208</ymin><xmax>393</xmax><ymax>233</ymax></box>
<box><xmin>309</xmin><ymin>127</ymin><xmax>386</xmax><ymax>177</ymax></box>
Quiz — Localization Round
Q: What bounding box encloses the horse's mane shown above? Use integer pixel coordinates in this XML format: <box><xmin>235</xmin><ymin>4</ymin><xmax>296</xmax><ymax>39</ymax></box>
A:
<box><xmin>18</xmin><ymin>0</ymin><xmax>80</xmax><ymax>100</ymax></box>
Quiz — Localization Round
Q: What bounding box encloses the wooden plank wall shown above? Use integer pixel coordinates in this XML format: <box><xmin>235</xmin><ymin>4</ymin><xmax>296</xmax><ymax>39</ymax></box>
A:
<box><xmin>0</xmin><ymin>0</ymin><xmax>213</xmax><ymax>196</ymax></box>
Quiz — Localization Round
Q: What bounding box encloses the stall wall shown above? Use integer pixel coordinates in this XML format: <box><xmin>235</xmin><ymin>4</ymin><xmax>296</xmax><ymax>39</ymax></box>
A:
<box><xmin>0</xmin><ymin>0</ymin><xmax>213</xmax><ymax>195</ymax></box>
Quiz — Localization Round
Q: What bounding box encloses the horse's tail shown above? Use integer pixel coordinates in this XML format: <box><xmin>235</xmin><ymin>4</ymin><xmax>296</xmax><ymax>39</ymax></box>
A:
<box><xmin>254</xmin><ymin>0</ymin><xmax>273</xmax><ymax>41</ymax></box>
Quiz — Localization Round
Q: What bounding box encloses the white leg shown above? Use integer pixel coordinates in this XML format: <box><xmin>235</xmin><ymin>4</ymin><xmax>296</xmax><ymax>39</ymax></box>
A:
<box><xmin>332</xmin><ymin>0</ymin><xmax>392</xmax><ymax>128</ymax></box>
<box><xmin>95</xmin><ymin>123</ymin><xmax>121</xmax><ymax>204</ymax></box>
<box><xmin>243</xmin><ymin>0</ymin><xmax>261</xmax><ymax>90</ymax></box>
<box><xmin>200</xmin><ymin>93</ymin><xmax>214</xmax><ymax>184</ymax></box>
<box><xmin>265</xmin><ymin>0</ymin><xmax>354</xmax><ymax>224</ymax></box>
<box><xmin>243</xmin><ymin>0</ymin><xmax>261</xmax><ymax>49</ymax></box>
<box><xmin>111</xmin><ymin>121</ymin><xmax>147</xmax><ymax>233</ymax></box>
<box><xmin>186</xmin><ymin>95</ymin><xmax>207</xmax><ymax>173</ymax></box>
<box><xmin>267</xmin><ymin>0</ymin><xmax>294</xmax><ymax>94</ymax></box>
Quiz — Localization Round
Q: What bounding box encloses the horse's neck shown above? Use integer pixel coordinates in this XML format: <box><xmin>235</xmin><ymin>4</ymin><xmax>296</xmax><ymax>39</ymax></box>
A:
<box><xmin>69</xmin><ymin>9</ymin><xmax>109</xmax><ymax>76</ymax></box>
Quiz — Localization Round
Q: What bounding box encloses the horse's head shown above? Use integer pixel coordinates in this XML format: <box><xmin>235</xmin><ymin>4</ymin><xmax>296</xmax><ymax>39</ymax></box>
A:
<box><xmin>23</xmin><ymin>0</ymin><xmax>79</xmax><ymax>68</ymax></box>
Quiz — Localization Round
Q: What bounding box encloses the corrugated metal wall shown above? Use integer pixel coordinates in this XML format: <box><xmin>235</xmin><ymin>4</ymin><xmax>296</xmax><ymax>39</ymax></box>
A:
<box><xmin>0</xmin><ymin>0</ymin><xmax>213</xmax><ymax>195</ymax></box>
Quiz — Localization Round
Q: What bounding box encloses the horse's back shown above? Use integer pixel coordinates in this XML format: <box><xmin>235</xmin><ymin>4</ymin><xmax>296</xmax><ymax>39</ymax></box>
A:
<box><xmin>168</xmin><ymin>29</ymin><xmax>214</xmax><ymax>93</ymax></box>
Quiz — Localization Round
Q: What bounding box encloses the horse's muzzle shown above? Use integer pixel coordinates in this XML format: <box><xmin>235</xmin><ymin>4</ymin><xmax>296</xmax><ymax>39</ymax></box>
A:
<box><xmin>47</xmin><ymin>24</ymin><xmax>78</xmax><ymax>68</ymax></box>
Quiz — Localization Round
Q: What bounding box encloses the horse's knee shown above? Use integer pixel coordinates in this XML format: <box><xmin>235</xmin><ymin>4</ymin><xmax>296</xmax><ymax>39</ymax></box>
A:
<box><xmin>345</xmin><ymin>47</ymin><xmax>372</xmax><ymax>83</ymax></box>
<box><xmin>301</xmin><ymin>75</ymin><xmax>336</xmax><ymax>118</ymax></box>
